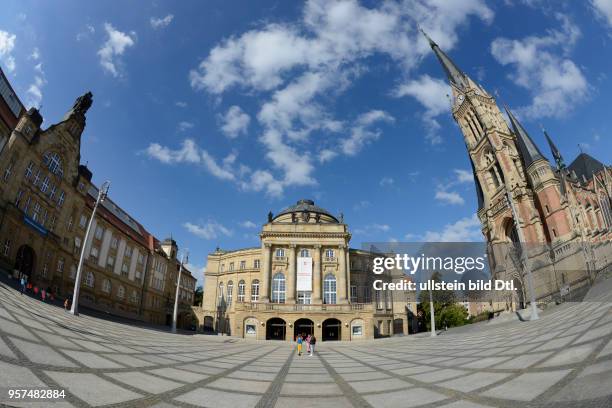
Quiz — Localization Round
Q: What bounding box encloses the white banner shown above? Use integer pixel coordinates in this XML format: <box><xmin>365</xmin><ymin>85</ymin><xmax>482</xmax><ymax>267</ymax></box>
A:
<box><xmin>296</xmin><ymin>257</ymin><xmax>312</xmax><ymax>291</ymax></box>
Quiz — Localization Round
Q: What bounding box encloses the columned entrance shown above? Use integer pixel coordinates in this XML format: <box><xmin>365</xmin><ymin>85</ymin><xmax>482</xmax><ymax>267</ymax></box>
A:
<box><xmin>322</xmin><ymin>318</ymin><xmax>341</xmax><ymax>341</ymax></box>
<box><xmin>266</xmin><ymin>317</ymin><xmax>286</xmax><ymax>340</ymax></box>
<box><xmin>15</xmin><ymin>245</ymin><xmax>36</xmax><ymax>278</ymax></box>
<box><xmin>293</xmin><ymin>318</ymin><xmax>314</xmax><ymax>340</ymax></box>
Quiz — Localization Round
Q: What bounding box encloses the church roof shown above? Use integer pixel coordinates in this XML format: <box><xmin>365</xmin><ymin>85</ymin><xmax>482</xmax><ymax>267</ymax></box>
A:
<box><xmin>420</xmin><ymin>28</ymin><xmax>470</xmax><ymax>90</ymax></box>
<box><xmin>567</xmin><ymin>153</ymin><xmax>606</xmax><ymax>181</ymax></box>
<box><xmin>505</xmin><ymin>107</ymin><xmax>545</xmax><ymax>169</ymax></box>
<box><xmin>274</xmin><ymin>199</ymin><xmax>339</xmax><ymax>222</ymax></box>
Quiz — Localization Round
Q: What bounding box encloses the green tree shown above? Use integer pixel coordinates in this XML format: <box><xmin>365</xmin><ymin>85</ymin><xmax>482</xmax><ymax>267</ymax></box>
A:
<box><xmin>193</xmin><ymin>285</ymin><xmax>203</xmax><ymax>306</ymax></box>
<box><xmin>418</xmin><ymin>272</ymin><xmax>466</xmax><ymax>330</ymax></box>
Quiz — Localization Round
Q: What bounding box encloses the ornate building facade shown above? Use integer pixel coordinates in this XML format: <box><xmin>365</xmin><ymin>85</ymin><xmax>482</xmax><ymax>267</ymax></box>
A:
<box><xmin>0</xmin><ymin>68</ymin><xmax>196</xmax><ymax>327</ymax></box>
<box><xmin>198</xmin><ymin>199</ymin><xmax>417</xmax><ymax>341</ymax></box>
<box><xmin>423</xmin><ymin>32</ymin><xmax>612</xmax><ymax>305</ymax></box>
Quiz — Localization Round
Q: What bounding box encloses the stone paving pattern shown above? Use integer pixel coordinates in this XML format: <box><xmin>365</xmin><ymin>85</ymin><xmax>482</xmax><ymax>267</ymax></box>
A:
<box><xmin>1</xmin><ymin>281</ymin><xmax>611</xmax><ymax>407</ymax></box>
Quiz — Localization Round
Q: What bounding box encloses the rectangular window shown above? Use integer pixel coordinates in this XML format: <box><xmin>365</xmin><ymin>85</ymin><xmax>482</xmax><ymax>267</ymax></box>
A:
<box><xmin>229</xmin><ymin>262</ymin><xmax>234</xmax><ymax>271</ymax></box>
<box><xmin>125</xmin><ymin>246</ymin><xmax>133</xmax><ymax>258</ymax></box>
<box><xmin>14</xmin><ymin>190</ymin><xmax>23</xmax><ymax>207</ymax></box>
<box><xmin>79</xmin><ymin>215</ymin><xmax>87</xmax><ymax>228</ymax></box>
<box><xmin>138</xmin><ymin>253</ymin><xmax>144</xmax><ymax>264</ymax></box>
<box><xmin>3</xmin><ymin>239</ymin><xmax>10</xmax><ymax>256</ymax></box>
<box><xmin>74</xmin><ymin>237</ymin><xmax>82</xmax><ymax>249</ymax></box>
<box><xmin>23</xmin><ymin>196</ymin><xmax>31</xmax><ymax>213</ymax></box>
<box><xmin>251</xmin><ymin>281</ymin><xmax>259</xmax><ymax>302</ymax></box>
<box><xmin>49</xmin><ymin>184</ymin><xmax>57</xmax><ymax>200</ymax></box>
<box><xmin>107</xmin><ymin>255</ymin><xmax>115</xmax><ymax>267</ymax></box>
<box><xmin>297</xmin><ymin>291</ymin><xmax>312</xmax><ymax>304</ymax></box>
<box><xmin>24</xmin><ymin>162</ymin><xmax>34</xmax><ymax>179</ymax></box>
<box><xmin>40</xmin><ymin>176</ymin><xmax>50</xmax><ymax>193</ymax></box>
<box><xmin>254</xmin><ymin>259</ymin><xmax>260</xmax><ymax>269</ymax></box>
<box><xmin>32</xmin><ymin>169</ymin><xmax>41</xmax><ymax>186</ymax></box>
<box><xmin>90</xmin><ymin>246</ymin><xmax>99</xmax><ymax>259</ymax></box>
<box><xmin>32</xmin><ymin>202</ymin><xmax>41</xmax><ymax>222</ymax></box>
<box><xmin>48</xmin><ymin>215</ymin><xmax>56</xmax><ymax>231</ymax></box>
<box><xmin>57</xmin><ymin>191</ymin><xmax>65</xmax><ymax>207</ymax></box>
<box><xmin>40</xmin><ymin>208</ymin><xmax>48</xmax><ymax>226</ymax></box>
<box><xmin>238</xmin><ymin>281</ymin><xmax>245</xmax><ymax>302</ymax></box>
<box><xmin>363</xmin><ymin>286</ymin><xmax>371</xmax><ymax>303</ymax></box>
<box><xmin>240</xmin><ymin>260</ymin><xmax>246</xmax><ymax>270</ymax></box>
<box><xmin>350</xmin><ymin>285</ymin><xmax>357</xmax><ymax>303</ymax></box>
<box><xmin>111</xmin><ymin>236</ymin><xmax>118</xmax><ymax>249</ymax></box>
<box><xmin>121</xmin><ymin>262</ymin><xmax>129</xmax><ymax>275</ymax></box>
<box><xmin>94</xmin><ymin>225</ymin><xmax>103</xmax><ymax>240</ymax></box>
<box><xmin>57</xmin><ymin>257</ymin><xmax>65</xmax><ymax>272</ymax></box>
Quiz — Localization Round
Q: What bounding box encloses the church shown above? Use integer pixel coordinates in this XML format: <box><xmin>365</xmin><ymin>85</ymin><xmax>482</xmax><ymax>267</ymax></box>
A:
<box><xmin>422</xmin><ymin>30</ymin><xmax>612</xmax><ymax>305</ymax></box>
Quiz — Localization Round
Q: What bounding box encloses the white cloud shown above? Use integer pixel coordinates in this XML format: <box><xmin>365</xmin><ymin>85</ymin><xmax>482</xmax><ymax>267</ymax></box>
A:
<box><xmin>178</xmin><ymin>121</ymin><xmax>194</xmax><ymax>132</ymax></box>
<box><xmin>184</xmin><ymin>221</ymin><xmax>232</xmax><ymax>240</ymax></box>
<box><xmin>0</xmin><ymin>30</ymin><xmax>16</xmax><ymax>72</ymax></box>
<box><xmin>29</xmin><ymin>47</ymin><xmax>40</xmax><ymax>61</ymax></box>
<box><xmin>26</xmin><ymin>74</ymin><xmax>46</xmax><ymax>108</ymax></box>
<box><xmin>186</xmin><ymin>0</ymin><xmax>493</xmax><ymax>195</ymax></box>
<box><xmin>98</xmin><ymin>23</ymin><xmax>136</xmax><ymax>78</ymax></box>
<box><xmin>379</xmin><ymin>176</ymin><xmax>395</xmax><ymax>187</ymax></box>
<box><xmin>220</xmin><ymin>105</ymin><xmax>250</xmax><ymax>138</ymax></box>
<box><xmin>435</xmin><ymin>189</ymin><xmax>465</xmax><ymax>205</ymax></box>
<box><xmin>393</xmin><ymin>74</ymin><xmax>449</xmax><ymax>144</ymax></box>
<box><xmin>422</xmin><ymin>214</ymin><xmax>482</xmax><ymax>242</ymax></box>
<box><xmin>240</xmin><ymin>220</ymin><xmax>257</xmax><ymax>228</ymax></box>
<box><xmin>175</xmin><ymin>101</ymin><xmax>188</xmax><ymax>108</ymax></box>
<box><xmin>150</xmin><ymin>14</ymin><xmax>174</xmax><ymax>29</ymax></box>
<box><xmin>354</xmin><ymin>223</ymin><xmax>390</xmax><ymax>235</ymax></box>
<box><xmin>491</xmin><ymin>14</ymin><xmax>588</xmax><ymax>119</ymax></box>
<box><xmin>76</xmin><ymin>24</ymin><xmax>95</xmax><ymax>41</ymax></box>
<box><xmin>592</xmin><ymin>0</ymin><xmax>612</xmax><ymax>28</ymax></box>
<box><xmin>453</xmin><ymin>169</ymin><xmax>473</xmax><ymax>183</ymax></box>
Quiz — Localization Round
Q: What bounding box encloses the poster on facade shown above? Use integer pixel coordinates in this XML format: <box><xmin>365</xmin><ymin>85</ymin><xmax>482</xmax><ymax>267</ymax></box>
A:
<box><xmin>296</xmin><ymin>257</ymin><xmax>312</xmax><ymax>291</ymax></box>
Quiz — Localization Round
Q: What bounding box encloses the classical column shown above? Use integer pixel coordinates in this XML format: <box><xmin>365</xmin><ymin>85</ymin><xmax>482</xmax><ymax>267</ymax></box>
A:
<box><xmin>261</xmin><ymin>243</ymin><xmax>271</xmax><ymax>302</ymax></box>
<box><xmin>313</xmin><ymin>245</ymin><xmax>322</xmax><ymax>303</ymax></box>
<box><xmin>338</xmin><ymin>245</ymin><xmax>348</xmax><ymax>304</ymax></box>
<box><xmin>287</xmin><ymin>244</ymin><xmax>296</xmax><ymax>303</ymax></box>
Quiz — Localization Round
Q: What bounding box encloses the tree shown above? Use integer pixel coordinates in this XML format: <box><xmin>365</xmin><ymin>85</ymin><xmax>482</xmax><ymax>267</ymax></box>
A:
<box><xmin>193</xmin><ymin>285</ymin><xmax>203</xmax><ymax>306</ymax></box>
<box><xmin>417</xmin><ymin>272</ymin><xmax>466</xmax><ymax>330</ymax></box>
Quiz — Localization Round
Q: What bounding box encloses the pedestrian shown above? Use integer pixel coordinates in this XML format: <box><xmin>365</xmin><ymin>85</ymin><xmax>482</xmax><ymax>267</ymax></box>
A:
<box><xmin>64</xmin><ymin>298</ymin><xmax>69</xmax><ymax>311</ymax></box>
<box><xmin>306</xmin><ymin>334</ymin><xmax>311</xmax><ymax>355</ymax></box>
<box><xmin>33</xmin><ymin>286</ymin><xmax>39</xmax><ymax>297</ymax></box>
<box><xmin>20</xmin><ymin>277</ymin><xmax>26</xmax><ymax>295</ymax></box>
<box><xmin>41</xmin><ymin>288</ymin><xmax>46</xmax><ymax>302</ymax></box>
<box><xmin>310</xmin><ymin>335</ymin><xmax>316</xmax><ymax>356</ymax></box>
<box><xmin>296</xmin><ymin>335</ymin><xmax>303</xmax><ymax>356</ymax></box>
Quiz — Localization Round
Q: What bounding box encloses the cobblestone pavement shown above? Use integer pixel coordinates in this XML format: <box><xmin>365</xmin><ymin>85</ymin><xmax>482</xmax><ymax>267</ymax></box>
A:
<box><xmin>1</xmin><ymin>281</ymin><xmax>611</xmax><ymax>408</ymax></box>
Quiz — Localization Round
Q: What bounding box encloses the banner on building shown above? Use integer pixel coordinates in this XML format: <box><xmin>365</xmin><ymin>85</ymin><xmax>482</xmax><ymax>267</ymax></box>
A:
<box><xmin>296</xmin><ymin>257</ymin><xmax>312</xmax><ymax>291</ymax></box>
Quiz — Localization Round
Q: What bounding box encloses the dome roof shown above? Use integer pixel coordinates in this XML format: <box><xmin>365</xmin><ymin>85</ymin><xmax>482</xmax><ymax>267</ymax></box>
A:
<box><xmin>274</xmin><ymin>199</ymin><xmax>339</xmax><ymax>223</ymax></box>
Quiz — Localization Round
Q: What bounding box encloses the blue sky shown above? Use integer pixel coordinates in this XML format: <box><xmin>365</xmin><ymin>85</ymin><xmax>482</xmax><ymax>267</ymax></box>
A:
<box><xmin>1</xmin><ymin>0</ymin><xmax>611</xmax><ymax>286</ymax></box>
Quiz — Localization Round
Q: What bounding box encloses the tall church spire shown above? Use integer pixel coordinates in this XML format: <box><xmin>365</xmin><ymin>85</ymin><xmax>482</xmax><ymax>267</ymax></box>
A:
<box><xmin>542</xmin><ymin>128</ymin><xmax>565</xmax><ymax>170</ymax></box>
<box><xmin>419</xmin><ymin>28</ymin><xmax>470</xmax><ymax>90</ymax></box>
<box><xmin>504</xmin><ymin>106</ymin><xmax>545</xmax><ymax>169</ymax></box>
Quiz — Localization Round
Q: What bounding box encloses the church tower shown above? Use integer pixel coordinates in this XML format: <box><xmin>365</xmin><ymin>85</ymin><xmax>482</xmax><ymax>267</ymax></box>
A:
<box><xmin>421</xmin><ymin>30</ymin><xmax>574</xmax><ymax>270</ymax></box>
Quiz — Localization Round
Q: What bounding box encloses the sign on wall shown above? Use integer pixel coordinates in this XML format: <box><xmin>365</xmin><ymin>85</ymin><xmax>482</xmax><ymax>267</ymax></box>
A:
<box><xmin>296</xmin><ymin>257</ymin><xmax>312</xmax><ymax>291</ymax></box>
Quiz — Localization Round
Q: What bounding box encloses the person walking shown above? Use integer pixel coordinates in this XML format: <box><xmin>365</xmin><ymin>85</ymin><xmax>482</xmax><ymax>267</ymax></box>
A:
<box><xmin>64</xmin><ymin>298</ymin><xmax>69</xmax><ymax>311</ymax></box>
<box><xmin>20</xmin><ymin>277</ymin><xmax>26</xmax><ymax>295</ymax></box>
<box><xmin>310</xmin><ymin>335</ymin><xmax>316</xmax><ymax>356</ymax></box>
<box><xmin>306</xmin><ymin>334</ymin><xmax>311</xmax><ymax>356</ymax></box>
<box><xmin>296</xmin><ymin>335</ymin><xmax>303</xmax><ymax>356</ymax></box>
<box><xmin>41</xmin><ymin>288</ymin><xmax>46</xmax><ymax>302</ymax></box>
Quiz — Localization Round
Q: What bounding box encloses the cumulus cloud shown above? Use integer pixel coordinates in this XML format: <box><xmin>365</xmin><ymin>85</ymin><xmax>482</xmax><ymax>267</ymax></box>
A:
<box><xmin>150</xmin><ymin>14</ymin><xmax>174</xmax><ymax>29</ymax></box>
<box><xmin>184</xmin><ymin>221</ymin><xmax>232</xmax><ymax>240</ymax></box>
<box><xmin>422</xmin><ymin>214</ymin><xmax>482</xmax><ymax>242</ymax></box>
<box><xmin>0</xmin><ymin>30</ymin><xmax>16</xmax><ymax>72</ymax></box>
<box><xmin>184</xmin><ymin>0</ymin><xmax>493</xmax><ymax>196</ymax></box>
<box><xmin>491</xmin><ymin>14</ymin><xmax>588</xmax><ymax>119</ymax></box>
<box><xmin>220</xmin><ymin>105</ymin><xmax>250</xmax><ymax>138</ymax></box>
<box><xmin>591</xmin><ymin>0</ymin><xmax>612</xmax><ymax>28</ymax></box>
<box><xmin>354</xmin><ymin>223</ymin><xmax>391</xmax><ymax>236</ymax></box>
<box><xmin>177</xmin><ymin>121</ymin><xmax>194</xmax><ymax>132</ymax></box>
<box><xmin>240</xmin><ymin>220</ymin><xmax>257</xmax><ymax>228</ymax></box>
<box><xmin>435</xmin><ymin>190</ymin><xmax>465</xmax><ymax>205</ymax></box>
<box><xmin>76</xmin><ymin>24</ymin><xmax>95</xmax><ymax>41</ymax></box>
<box><xmin>393</xmin><ymin>74</ymin><xmax>449</xmax><ymax>144</ymax></box>
<box><xmin>453</xmin><ymin>169</ymin><xmax>473</xmax><ymax>183</ymax></box>
<box><xmin>98</xmin><ymin>23</ymin><xmax>136</xmax><ymax>77</ymax></box>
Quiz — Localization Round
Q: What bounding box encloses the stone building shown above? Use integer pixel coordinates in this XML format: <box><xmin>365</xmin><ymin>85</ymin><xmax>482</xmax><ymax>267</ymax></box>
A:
<box><xmin>199</xmin><ymin>199</ymin><xmax>417</xmax><ymax>341</ymax></box>
<box><xmin>0</xmin><ymin>69</ymin><xmax>195</xmax><ymax>327</ymax></box>
<box><xmin>423</xmin><ymin>31</ymin><xmax>612</xmax><ymax>306</ymax></box>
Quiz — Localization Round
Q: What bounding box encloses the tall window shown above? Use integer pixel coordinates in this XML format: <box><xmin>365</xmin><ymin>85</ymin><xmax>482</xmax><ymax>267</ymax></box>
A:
<box><xmin>3</xmin><ymin>239</ymin><xmax>10</xmax><ymax>256</ymax></box>
<box><xmin>40</xmin><ymin>176</ymin><xmax>50</xmax><ymax>193</ymax></box>
<box><xmin>323</xmin><ymin>273</ymin><xmax>337</xmax><ymax>304</ymax></box>
<box><xmin>297</xmin><ymin>291</ymin><xmax>312</xmax><ymax>304</ymax></box>
<box><xmin>49</xmin><ymin>184</ymin><xmax>57</xmax><ymax>200</ymax></box>
<box><xmin>3</xmin><ymin>162</ymin><xmax>12</xmax><ymax>181</ymax></box>
<box><xmin>218</xmin><ymin>282</ymin><xmax>224</xmax><ymax>306</ymax></box>
<box><xmin>300</xmin><ymin>249</ymin><xmax>310</xmax><ymax>257</ymax></box>
<box><xmin>85</xmin><ymin>271</ymin><xmax>95</xmax><ymax>287</ymax></box>
<box><xmin>240</xmin><ymin>260</ymin><xmax>246</xmax><ymax>270</ymax></box>
<box><xmin>95</xmin><ymin>225</ymin><xmax>103</xmax><ymax>240</ymax></box>
<box><xmin>24</xmin><ymin>162</ymin><xmax>34</xmax><ymax>179</ymax></box>
<box><xmin>251</xmin><ymin>279</ymin><xmax>260</xmax><ymax>301</ymax></box>
<box><xmin>32</xmin><ymin>202</ymin><xmax>41</xmax><ymax>222</ymax></box>
<box><xmin>227</xmin><ymin>281</ymin><xmax>233</xmax><ymax>306</ymax></box>
<box><xmin>32</xmin><ymin>169</ymin><xmax>41</xmax><ymax>186</ymax></box>
<box><xmin>229</xmin><ymin>262</ymin><xmax>234</xmax><ymax>271</ymax></box>
<box><xmin>275</xmin><ymin>248</ymin><xmax>285</xmax><ymax>257</ymax></box>
<box><xmin>46</xmin><ymin>152</ymin><xmax>63</xmax><ymax>176</ymax></box>
<box><xmin>375</xmin><ymin>290</ymin><xmax>383</xmax><ymax>309</ymax></box>
<box><xmin>117</xmin><ymin>285</ymin><xmax>125</xmax><ymax>299</ymax></box>
<box><xmin>102</xmin><ymin>279</ymin><xmax>111</xmax><ymax>293</ymax></box>
<box><xmin>238</xmin><ymin>280</ymin><xmax>246</xmax><ymax>302</ymax></box>
<box><xmin>57</xmin><ymin>191</ymin><xmax>65</xmax><ymax>207</ymax></box>
<box><xmin>57</xmin><ymin>257</ymin><xmax>64</xmax><ymax>272</ymax></box>
<box><xmin>325</xmin><ymin>249</ymin><xmax>334</xmax><ymax>258</ymax></box>
<box><xmin>271</xmin><ymin>272</ymin><xmax>286</xmax><ymax>303</ymax></box>
<box><xmin>254</xmin><ymin>259</ymin><xmax>260</xmax><ymax>268</ymax></box>
<box><xmin>350</xmin><ymin>285</ymin><xmax>357</xmax><ymax>303</ymax></box>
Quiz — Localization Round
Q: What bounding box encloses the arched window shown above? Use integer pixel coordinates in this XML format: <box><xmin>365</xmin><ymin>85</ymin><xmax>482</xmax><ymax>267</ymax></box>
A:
<box><xmin>102</xmin><ymin>279</ymin><xmax>111</xmax><ymax>293</ymax></box>
<box><xmin>323</xmin><ymin>273</ymin><xmax>337</xmax><ymax>304</ymax></box>
<box><xmin>85</xmin><ymin>271</ymin><xmax>94</xmax><ymax>287</ymax></box>
<box><xmin>227</xmin><ymin>281</ymin><xmax>233</xmax><ymax>306</ymax></box>
<box><xmin>251</xmin><ymin>279</ymin><xmax>260</xmax><ymax>302</ymax></box>
<box><xmin>275</xmin><ymin>248</ymin><xmax>285</xmax><ymax>257</ymax></box>
<box><xmin>238</xmin><ymin>280</ymin><xmax>246</xmax><ymax>302</ymax></box>
<box><xmin>271</xmin><ymin>272</ymin><xmax>286</xmax><ymax>303</ymax></box>
<box><xmin>117</xmin><ymin>285</ymin><xmax>125</xmax><ymax>299</ymax></box>
<box><xmin>299</xmin><ymin>249</ymin><xmax>310</xmax><ymax>257</ymax></box>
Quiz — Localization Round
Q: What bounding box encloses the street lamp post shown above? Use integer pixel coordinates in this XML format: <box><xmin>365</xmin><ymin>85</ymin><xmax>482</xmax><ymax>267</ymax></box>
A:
<box><xmin>429</xmin><ymin>281</ymin><xmax>437</xmax><ymax>337</ymax></box>
<box><xmin>70</xmin><ymin>181</ymin><xmax>110</xmax><ymax>316</ymax></box>
<box><xmin>172</xmin><ymin>251</ymin><xmax>188</xmax><ymax>333</ymax></box>
<box><xmin>506</xmin><ymin>190</ymin><xmax>539</xmax><ymax>321</ymax></box>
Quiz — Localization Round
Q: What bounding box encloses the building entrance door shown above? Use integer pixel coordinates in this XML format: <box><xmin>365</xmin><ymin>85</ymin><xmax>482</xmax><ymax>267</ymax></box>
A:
<box><xmin>293</xmin><ymin>318</ymin><xmax>314</xmax><ymax>340</ymax></box>
<box><xmin>15</xmin><ymin>245</ymin><xmax>36</xmax><ymax>278</ymax></box>
<box><xmin>322</xmin><ymin>318</ymin><xmax>341</xmax><ymax>341</ymax></box>
<box><xmin>266</xmin><ymin>318</ymin><xmax>286</xmax><ymax>340</ymax></box>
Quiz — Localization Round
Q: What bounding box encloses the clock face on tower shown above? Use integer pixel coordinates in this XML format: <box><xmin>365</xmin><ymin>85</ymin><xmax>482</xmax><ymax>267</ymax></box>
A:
<box><xmin>457</xmin><ymin>94</ymin><xmax>465</xmax><ymax>104</ymax></box>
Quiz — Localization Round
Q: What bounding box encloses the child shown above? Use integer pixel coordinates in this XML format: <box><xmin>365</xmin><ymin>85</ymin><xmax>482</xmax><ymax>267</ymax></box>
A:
<box><xmin>296</xmin><ymin>335</ymin><xmax>303</xmax><ymax>356</ymax></box>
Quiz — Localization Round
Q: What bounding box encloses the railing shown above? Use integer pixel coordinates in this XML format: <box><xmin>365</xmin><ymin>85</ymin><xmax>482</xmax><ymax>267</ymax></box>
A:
<box><xmin>323</xmin><ymin>256</ymin><xmax>337</xmax><ymax>263</ymax></box>
<box><xmin>234</xmin><ymin>302</ymin><xmax>373</xmax><ymax>312</ymax></box>
<box><xmin>274</xmin><ymin>256</ymin><xmax>287</xmax><ymax>262</ymax></box>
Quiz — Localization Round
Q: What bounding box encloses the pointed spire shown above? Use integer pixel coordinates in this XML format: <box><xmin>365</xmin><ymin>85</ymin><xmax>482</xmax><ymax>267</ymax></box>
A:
<box><xmin>504</xmin><ymin>106</ymin><xmax>545</xmax><ymax>169</ymax></box>
<box><xmin>419</xmin><ymin>27</ymin><xmax>470</xmax><ymax>90</ymax></box>
<box><xmin>542</xmin><ymin>126</ymin><xmax>565</xmax><ymax>170</ymax></box>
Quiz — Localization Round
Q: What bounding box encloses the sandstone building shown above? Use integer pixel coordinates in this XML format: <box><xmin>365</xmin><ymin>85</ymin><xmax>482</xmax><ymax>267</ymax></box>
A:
<box><xmin>423</xmin><ymin>31</ymin><xmax>612</xmax><ymax>306</ymax></box>
<box><xmin>0</xmin><ymin>68</ymin><xmax>196</xmax><ymax>327</ymax></box>
<box><xmin>199</xmin><ymin>199</ymin><xmax>417</xmax><ymax>341</ymax></box>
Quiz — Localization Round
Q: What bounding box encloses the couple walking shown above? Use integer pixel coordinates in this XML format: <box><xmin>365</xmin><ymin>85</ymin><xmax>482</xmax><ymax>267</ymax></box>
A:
<box><xmin>296</xmin><ymin>333</ymin><xmax>316</xmax><ymax>356</ymax></box>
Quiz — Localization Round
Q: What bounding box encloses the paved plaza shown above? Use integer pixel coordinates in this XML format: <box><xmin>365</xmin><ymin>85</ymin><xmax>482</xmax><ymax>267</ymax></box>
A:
<box><xmin>0</xmin><ymin>281</ymin><xmax>611</xmax><ymax>407</ymax></box>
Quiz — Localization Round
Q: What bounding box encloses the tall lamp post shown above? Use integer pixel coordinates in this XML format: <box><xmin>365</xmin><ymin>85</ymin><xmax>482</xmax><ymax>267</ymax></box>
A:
<box><xmin>429</xmin><ymin>279</ymin><xmax>437</xmax><ymax>337</ymax></box>
<box><xmin>70</xmin><ymin>181</ymin><xmax>110</xmax><ymax>316</ymax></box>
<box><xmin>172</xmin><ymin>250</ymin><xmax>188</xmax><ymax>333</ymax></box>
